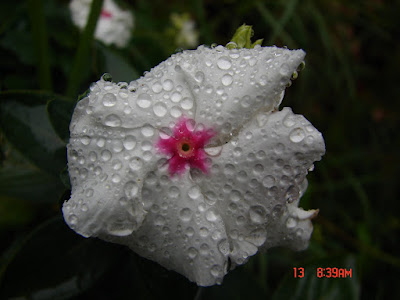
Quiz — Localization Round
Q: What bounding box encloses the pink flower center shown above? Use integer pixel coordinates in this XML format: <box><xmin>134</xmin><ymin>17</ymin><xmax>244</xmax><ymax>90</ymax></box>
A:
<box><xmin>156</xmin><ymin>118</ymin><xmax>216</xmax><ymax>176</ymax></box>
<box><xmin>101</xmin><ymin>9</ymin><xmax>113</xmax><ymax>18</ymax></box>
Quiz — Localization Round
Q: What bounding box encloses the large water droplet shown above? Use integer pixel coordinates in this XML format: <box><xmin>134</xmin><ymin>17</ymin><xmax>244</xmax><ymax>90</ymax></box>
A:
<box><xmin>153</xmin><ymin>102</ymin><xmax>167</xmax><ymax>117</ymax></box>
<box><xmin>262</xmin><ymin>175</ymin><xmax>275</xmax><ymax>188</ymax></box>
<box><xmin>137</xmin><ymin>93</ymin><xmax>152</xmax><ymax>108</ymax></box>
<box><xmin>104</xmin><ymin>114</ymin><xmax>121</xmax><ymax>127</ymax></box>
<box><xmin>101</xmin><ymin>150</ymin><xmax>112</xmax><ymax>161</ymax></box>
<box><xmin>123</xmin><ymin>135</ymin><xmax>136</xmax><ymax>150</ymax></box>
<box><xmin>206</xmin><ymin>208</ymin><xmax>218</xmax><ymax>222</ymax></box>
<box><xmin>188</xmin><ymin>247</ymin><xmax>198</xmax><ymax>259</ymax></box>
<box><xmin>249</xmin><ymin>205</ymin><xmax>268</xmax><ymax>224</ymax></box>
<box><xmin>286</xmin><ymin>217</ymin><xmax>297</xmax><ymax>228</ymax></box>
<box><xmin>180</xmin><ymin>97</ymin><xmax>193</xmax><ymax>110</ymax></box>
<box><xmin>107</xmin><ymin>221</ymin><xmax>135</xmax><ymax>236</ymax></box>
<box><xmin>168</xmin><ymin>186</ymin><xmax>180</xmax><ymax>198</ymax></box>
<box><xmin>152</xmin><ymin>81</ymin><xmax>162</xmax><ymax>93</ymax></box>
<box><xmin>179</xmin><ymin>208</ymin><xmax>192</xmax><ymax>222</ymax></box>
<box><xmin>163</xmin><ymin>79</ymin><xmax>174</xmax><ymax>91</ymax></box>
<box><xmin>246</xmin><ymin>228</ymin><xmax>267</xmax><ymax>246</ymax></box>
<box><xmin>289</xmin><ymin>128</ymin><xmax>305</xmax><ymax>143</ymax></box>
<box><xmin>188</xmin><ymin>186</ymin><xmax>201</xmax><ymax>199</ymax></box>
<box><xmin>124</xmin><ymin>181</ymin><xmax>139</xmax><ymax>198</ymax></box>
<box><xmin>102</xmin><ymin>93</ymin><xmax>117</xmax><ymax>107</ymax></box>
<box><xmin>195</xmin><ymin>71</ymin><xmax>205</xmax><ymax>83</ymax></box>
<box><xmin>221</xmin><ymin>74</ymin><xmax>233</xmax><ymax>86</ymax></box>
<box><xmin>217</xmin><ymin>56</ymin><xmax>232</xmax><ymax>70</ymax></box>
<box><xmin>171</xmin><ymin>91</ymin><xmax>182</xmax><ymax>103</ymax></box>
<box><xmin>129</xmin><ymin>157</ymin><xmax>143</xmax><ymax>170</ymax></box>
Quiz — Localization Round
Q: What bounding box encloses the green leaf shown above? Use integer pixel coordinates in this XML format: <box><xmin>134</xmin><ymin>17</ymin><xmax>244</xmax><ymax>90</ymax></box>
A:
<box><xmin>46</xmin><ymin>98</ymin><xmax>76</xmax><ymax>143</ymax></box>
<box><xmin>229</xmin><ymin>24</ymin><xmax>263</xmax><ymax>49</ymax></box>
<box><xmin>0</xmin><ymin>90</ymin><xmax>70</xmax><ymax>175</ymax></box>
<box><xmin>0</xmin><ymin>166</ymin><xmax>65</xmax><ymax>205</ymax></box>
<box><xmin>0</xmin><ymin>216</ymin><xmax>122</xmax><ymax>300</ymax></box>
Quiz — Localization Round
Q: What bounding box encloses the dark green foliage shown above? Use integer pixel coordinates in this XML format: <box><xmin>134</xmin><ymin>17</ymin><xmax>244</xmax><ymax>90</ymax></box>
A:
<box><xmin>0</xmin><ymin>0</ymin><xmax>399</xmax><ymax>299</ymax></box>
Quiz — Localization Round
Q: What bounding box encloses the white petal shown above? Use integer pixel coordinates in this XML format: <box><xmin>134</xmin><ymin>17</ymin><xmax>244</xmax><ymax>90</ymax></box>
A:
<box><xmin>63</xmin><ymin>96</ymin><xmax>163</xmax><ymax>237</ymax></box>
<box><xmin>191</xmin><ymin>107</ymin><xmax>325</xmax><ymax>265</ymax></box>
<box><xmin>101</xmin><ymin>170</ymin><xmax>229</xmax><ymax>286</ymax></box>
<box><xmin>174</xmin><ymin>45</ymin><xmax>305</xmax><ymax>143</ymax></box>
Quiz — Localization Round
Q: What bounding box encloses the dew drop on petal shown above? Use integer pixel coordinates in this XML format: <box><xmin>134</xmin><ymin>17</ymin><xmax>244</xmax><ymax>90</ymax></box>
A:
<box><xmin>188</xmin><ymin>186</ymin><xmax>201</xmax><ymax>199</ymax></box>
<box><xmin>104</xmin><ymin>114</ymin><xmax>121</xmax><ymax>127</ymax></box>
<box><xmin>124</xmin><ymin>181</ymin><xmax>138</xmax><ymax>198</ymax></box>
<box><xmin>286</xmin><ymin>217</ymin><xmax>297</xmax><ymax>228</ymax></box>
<box><xmin>153</xmin><ymin>102</ymin><xmax>167</xmax><ymax>117</ymax></box>
<box><xmin>217</xmin><ymin>239</ymin><xmax>230</xmax><ymax>255</ymax></box>
<box><xmin>101</xmin><ymin>150</ymin><xmax>112</xmax><ymax>161</ymax></box>
<box><xmin>102</xmin><ymin>93</ymin><xmax>117</xmax><ymax>107</ymax></box>
<box><xmin>289</xmin><ymin>128</ymin><xmax>305</xmax><ymax>143</ymax></box>
<box><xmin>217</xmin><ymin>56</ymin><xmax>232</xmax><ymax>70</ymax></box>
<box><xmin>221</xmin><ymin>74</ymin><xmax>233</xmax><ymax>86</ymax></box>
<box><xmin>206</xmin><ymin>208</ymin><xmax>218</xmax><ymax>222</ymax></box>
<box><xmin>123</xmin><ymin>135</ymin><xmax>136</xmax><ymax>150</ymax></box>
<box><xmin>137</xmin><ymin>93</ymin><xmax>152</xmax><ymax>108</ymax></box>
<box><xmin>188</xmin><ymin>247</ymin><xmax>198</xmax><ymax>259</ymax></box>
<box><xmin>249</xmin><ymin>205</ymin><xmax>268</xmax><ymax>224</ymax></box>
<box><xmin>179</xmin><ymin>208</ymin><xmax>192</xmax><ymax>222</ymax></box>
<box><xmin>163</xmin><ymin>79</ymin><xmax>174</xmax><ymax>91</ymax></box>
<box><xmin>181</xmin><ymin>97</ymin><xmax>194</xmax><ymax>110</ymax></box>
<box><xmin>171</xmin><ymin>91</ymin><xmax>182</xmax><ymax>103</ymax></box>
<box><xmin>129</xmin><ymin>157</ymin><xmax>143</xmax><ymax>170</ymax></box>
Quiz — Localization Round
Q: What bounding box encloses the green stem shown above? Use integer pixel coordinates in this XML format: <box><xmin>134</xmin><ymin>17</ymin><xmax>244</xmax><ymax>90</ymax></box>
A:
<box><xmin>67</xmin><ymin>0</ymin><xmax>103</xmax><ymax>98</ymax></box>
<box><xmin>27</xmin><ymin>0</ymin><xmax>52</xmax><ymax>91</ymax></box>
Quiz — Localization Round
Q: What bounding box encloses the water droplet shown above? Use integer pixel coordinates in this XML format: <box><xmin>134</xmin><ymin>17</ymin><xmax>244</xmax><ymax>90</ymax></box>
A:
<box><xmin>112</xmin><ymin>174</ymin><xmax>121</xmax><ymax>183</ymax></box>
<box><xmin>199</xmin><ymin>227</ymin><xmax>209</xmax><ymax>237</ymax></box>
<box><xmin>89</xmin><ymin>151</ymin><xmax>97</xmax><ymax>162</ymax></box>
<box><xmin>249</xmin><ymin>205</ymin><xmax>268</xmax><ymax>224</ymax></box>
<box><xmin>180</xmin><ymin>208</ymin><xmax>192</xmax><ymax>222</ymax></box>
<box><xmin>230</xmin><ymin>190</ymin><xmax>241</xmax><ymax>202</ymax></box>
<box><xmin>211</xmin><ymin>265</ymin><xmax>221</xmax><ymax>277</ymax></box>
<box><xmin>129</xmin><ymin>157</ymin><xmax>143</xmax><ymax>170</ymax></box>
<box><xmin>195</xmin><ymin>71</ymin><xmax>205</xmax><ymax>83</ymax></box>
<box><xmin>286</xmin><ymin>217</ymin><xmax>297</xmax><ymax>228</ymax></box>
<box><xmin>123</xmin><ymin>135</ymin><xmax>136</xmax><ymax>150</ymax></box>
<box><xmin>274</xmin><ymin>143</ymin><xmax>285</xmax><ymax>154</ymax></box>
<box><xmin>171</xmin><ymin>91</ymin><xmax>182</xmax><ymax>103</ymax></box>
<box><xmin>253</xmin><ymin>164</ymin><xmax>264</xmax><ymax>175</ymax></box>
<box><xmin>247</xmin><ymin>228</ymin><xmax>267</xmax><ymax>246</ymax></box>
<box><xmin>85</xmin><ymin>188</ymin><xmax>94</xmax><ymax>197</ymax></box>
<box><xmin>188</xmin><ymin>247</ymin><xmax>198</xmax><ymax>259</ymax></box>
<box><xmin>188</xmin><ymin>186</ymin><xmax>201</xmax><ymax>199</ymax></box>
<box><xmin>218</xmin><ymin>239</ymin><xmax>230</xmax><ymax>255</ymax></box>
<box><xmin>80</xmin><ymin>135</ymin><xmax>91</xmax><ymax>145</ymax></box>
<box><xmin>221</xmin><ymin>74</ymin><xmax>233</xmax><ymax>86</ymax></box>
<box><xmin>102</xmin><ymin>93</ymin><xmax>117</xmax><ymax>107</ymax></box>
<box><xmin>141</xmin><ymin>125</ymin><xmax>155</xmax><ymax>137</ymax></box>
<box><xmin>168</xmin><ymin>186</ymin><xmax>180</xmax><ymax>198</ymax></box>
<box><xmin>101</xmin><ymin>150</ymin><xmax>112</xmax><ymax>161</ymax></box>
<box><xmin>124</xmin><ymin>181</ymin><xmax>138</xmax><ymax>198</ymax></box>
<box><xmin>96</xmin><ymin>138</ymin><xmax>105</xmax><ymax>147</ymax></box>
<box><xmin>262</xmin><ymin>175</ymin><xmax>275</xmax><ymax>188</ymax></box>
<box><xmin>104</xmin><ymin>114</ymin><xmax>121</xmax><ymax>127</ymax></box>
<box><xmin>204</xmin><ymin>146</ymin><xmax>222</xmax><ymax>157</ymax></box>
<box><xmin>206</xmin><ymin>208</ymin><xmax>218</xmax><ymax>222</ymax></box>
<box><xmin>153</xmin><ymin>102</ymin><xmax>167</xmax><ymax>117</ymax></box>
<box><xmin>283</xmin><ymin>114</ymin><xmax>296</xmax><ymax>127</ymax></box>
<box><xmin>107</xmin><ymin>221</ymin><xmax>135</xmax><ymax>236</ymax></box>
<box><xmin>111</xmin><ymin>140</ymin><xmax>123</xmax><ymax>152</ymax></box>
<box><xmin>152</xmin><ymin>81</ymin><xmax>162</xmax><ymax>93</ymax></box>
<box><xmin>285</xmin><ymin>185</ymin><xmax>300</xmax><ymax>203</ymax></box>
<box><xmin>163</xmin><ymin>79</ymin><xmax>174</xmax><ymax>91</ymax></box>
<box><xmin>137</xmin><ymin>93</ymin><xmax>152</xmax><ymax>108</ymax></box>
<box><xmin>217</xmin><ymin>56</ymin><xmax>232</xmax><ymax>70</ymax></box>
<box><xmin>180</xmin><ymin>97</ymin><xmax>193</xmax><ymax>110</ymax></box>
<box><xmin>280</xmin><ymin>63</ymin><xmax>291</xmax><ymax>77</ymax></box>
<box><xmin>200</xmin><ymin>243</ymin><xmax>209</xmax><ymax>255</ymax></box>
<box><xmin>68</xmin><ymin>214</ymin><xmax>78</xmax><ymax>226</ymax></box>
<box><xmin>289</xmin><ymin>128</ymin><xmax>305</xmax><ymax>143</ymax></box>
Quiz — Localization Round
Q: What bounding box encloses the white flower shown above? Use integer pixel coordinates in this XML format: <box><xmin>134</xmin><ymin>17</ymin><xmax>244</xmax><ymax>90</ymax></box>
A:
<box><xmin>62</xmin><ymin>45</ymin><xmax>325</xmax><ymax>286</ymax></box>
<box><xmin>171</xmin><ymin>13</ymin><xmax>199</xmax><ymax>48</ymax></box>
<box><xmin>69</xmin><ymin>0</ymin><xmax>134</xmax><ymax>48</ymax></box>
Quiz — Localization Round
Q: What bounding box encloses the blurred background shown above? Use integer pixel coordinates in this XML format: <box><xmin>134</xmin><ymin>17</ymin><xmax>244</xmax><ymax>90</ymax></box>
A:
<box><xmin>0</xmin><ymin>0</ymin><xmax>399</xmax><ymax>299</ymax></box>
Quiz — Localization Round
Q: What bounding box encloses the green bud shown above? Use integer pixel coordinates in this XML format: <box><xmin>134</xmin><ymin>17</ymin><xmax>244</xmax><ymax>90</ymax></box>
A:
<box><xmin>228</xmin><ymin>24</ymin><xmax>263</xmax><ymax>49</ymax></box>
